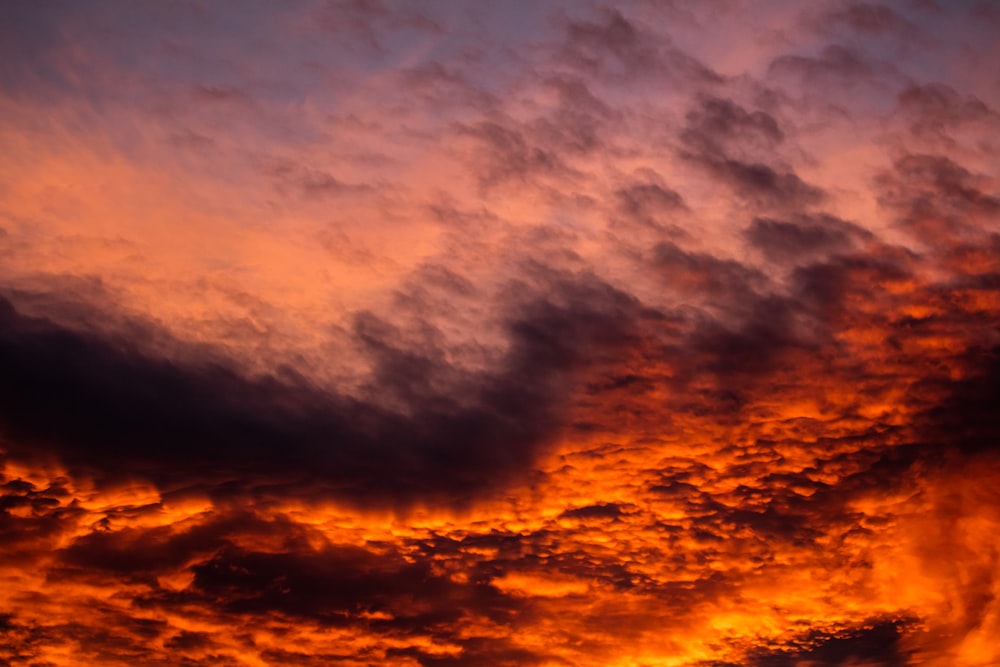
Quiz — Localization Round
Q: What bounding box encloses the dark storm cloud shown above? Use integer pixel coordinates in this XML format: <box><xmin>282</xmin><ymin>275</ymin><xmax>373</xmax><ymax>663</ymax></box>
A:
<box><xmin>115</xmin><ymin>533</ymin><xmax>551</xmax><ymax>666</ymax></box>
<box><xmin>913</xmin><ymin>344</ymin><xmax>1000</xmax><ymax>456</ymax></box>
<box><xmin>678</xmin><ymin>96</ymin><xmax>824</xmax><ymax>209</ymax></box>
<box><xmin>559</xmin><ymin>502</ymin><xmax>631</xmax><ymax>521</ymax></box>
<box><xmin>653</xmin><ymin>241</ymin><xmax>766</xmax><ymax>303</ymax></box>
<box><xmin>681</xmin><ymin>96</ymin><xmax>784</xmax><ymax>157</ymax></box>
<box><xmin>697</xmin><ymin>158</ymin><xmax>825</xmax><ymax>208</ymax></box>
<box><xmin>562</xmin><ymin>242</ymin><xmax>866</xmax><ymax>428</ymax></box>
<box><xmin>615</xmin><ymin>181</ymin><xmax>687</xmax><ymax>229</ymax></box>
<box><xmin>746</xmin><ymin>618</ymin><xmax>913</xmax><ymax>667</ymax></box>
<box><xmin>3</xmin><ymin>2</ymin><xmax>999</xmax><ymax>664</ymax></box>
<box><xmin>0</xmin><ymin>607</ymin><xmax>186</xmax><ymax>667</ymax></box>
<box><xmin>789</xmin><ymin>252</ymin><xmax>912</xmax><ymax>321</ymax></box>
<box><xmin>386</xmin><ymin>641</ymin><xmax>559</xmax><ymax>667</ymax></box>
<box><xmin>52</xmin><ymin>511</ymin><xmax>307</xmax><ymax>582</ymax></box>
<box><xmin>0</xmin><ymin>476</ymin><xmax>80</xmax><ymax>566</ymax></box>
<box><xmin>649</xmin><ymin>250</ymin><xmax>812</xmax><ymax>382</ymax></box>
<box><xmin>389</xmin><ymin>521</ymin><xmax>745</xmax><ymax>640</ymax></box>
<box><xmin>700</xmin><ymin>439</ymin><xmax>919</xmax><ymax>549</ymax></box>
<box><xmin>0</xmin><ymin>274</ymin><xmax>642</xmax><ymax>505</ymax></box>
<box><xmin>744</xmin><ymin>214</ymin><xmax>873</xmax><ymax>263</ymax></box>
<box><xmin>877</xmin><ymin>153</ymin><xmax>1000</xmax><ymax>243</ymax></box>
<box><xmin>179</xmin><ymin>543</ymin><xmax>517</xmax><ymax>626</ymax></box>
<box><xmin>164</xmin><ymin>630</ymin><xmax>215</xmax><ymax>652</ymax></box>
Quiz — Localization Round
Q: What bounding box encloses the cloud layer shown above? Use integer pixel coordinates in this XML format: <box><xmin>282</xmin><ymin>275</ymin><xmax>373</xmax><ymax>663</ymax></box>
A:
<box><xmin>1</xmin><ymin>1</ymin><xmax>999</xmax><ymax>665</ymax></box>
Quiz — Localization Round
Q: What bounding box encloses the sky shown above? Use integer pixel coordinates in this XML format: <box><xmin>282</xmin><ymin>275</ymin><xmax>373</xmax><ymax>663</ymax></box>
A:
<box><xmin>1</xmin><ymin>1</ymin><xmax>999</xmax><ymax>665</ymax></box>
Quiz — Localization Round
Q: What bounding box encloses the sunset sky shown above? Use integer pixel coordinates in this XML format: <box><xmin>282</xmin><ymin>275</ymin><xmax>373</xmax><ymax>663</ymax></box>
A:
<box><xmin>2</xmin><ymin>1</ymin><xmax>999</xmax><ymax>665</ymax></box>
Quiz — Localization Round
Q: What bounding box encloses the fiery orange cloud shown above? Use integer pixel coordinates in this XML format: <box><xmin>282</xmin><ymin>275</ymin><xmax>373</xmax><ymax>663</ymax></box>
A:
<box><xmin>1</xmin><ymin>2</ymin><xmax>999</xmax><ymax>666</ymax></box>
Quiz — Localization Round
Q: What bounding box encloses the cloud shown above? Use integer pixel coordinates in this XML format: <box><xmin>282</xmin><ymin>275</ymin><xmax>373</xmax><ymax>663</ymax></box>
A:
<box><xmin>769</xmin><ymin>44</ymin><xmax>876</xmax><ymax>83</ymax></box>
<box><xmin>744</xmin><ymin>214</ymin><xmax>873</xmax><ymax>263</ymax></box>
<box><xmin>1</xmin><ymin>1</ymin><xmax>999</xmax><ymax>666</ymax></box>
<box><xmin>877</xmin><ymin>153</ymin><xmax>1000</xmax><ymax>245</ymax></box>
<box><xmin>828</xmin><ymin>2</ymin><xmax>916</xmax><ymax>35</ymax></box>
<box><xmin>0</xmin><ymin>271</ymin><xmax>646</xmax><ymax>507</ymax></box>
<box><xmin>897</xmin><ymin>83</ymin><xmax>996</xmax><ymax>141</ymax></box>
<box><xmin>181</xmin><ymin>543</ymin><xmax>513</xmax><ymax>626</ymax></box>
<box><xmin>681</xmin><ymin>96</ymin><xmax>785</xmax><ymax>157</ymax></box>
<box><xmin>560</xmin><ymin>9</ymin><xmax>658</xmax><ymax>75</ymax></box>
<box><xmin>0</xmin><ymin>476</ymin><xmax>80</xmax><ymax>566</ymax></box>
<box><xmin>617</xmin><ymin>181</ymin><xmax>686</xmax><ymax>216</ymax></box>
<box><xmin>677</xmin><ymin>96</ymin><xmax>825</xmax><ymax>209</ymax></box>
<box><xmin>747</xmin><ymin>618</ymin><xmax>913</xmax><ymax>667</ymax></box>
<box><xmin>915</xmin><ymin>344</ymin><xmax>1000</xmax><ymax>456</ymax></box>
<box><xmin>708</xmin><ymin>159</ymin><xmax>826</xmax><ymax>208</ymax></box>
<box><xmin>461</xmin><ymin>119</ymin><xmax>576</xmax><ymax>190</ymax></box>
<box><xmin>557</xmin><ymin>7</ymin><xmax>721</xmax><ymax>84</ymax></box>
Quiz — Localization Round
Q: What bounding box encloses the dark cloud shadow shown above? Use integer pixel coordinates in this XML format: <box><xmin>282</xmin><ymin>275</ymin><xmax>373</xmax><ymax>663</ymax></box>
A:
<box><xmin>0</xmin><ymin>274</ymin><xmax>642</xmax><ymax>508</ymax></box>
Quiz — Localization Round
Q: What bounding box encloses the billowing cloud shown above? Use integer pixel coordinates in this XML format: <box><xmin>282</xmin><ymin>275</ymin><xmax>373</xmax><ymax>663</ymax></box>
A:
<box><xmin>1</xmin><ymin>1</ymin><xmax>999</xmax><ymax>666</ymax></box>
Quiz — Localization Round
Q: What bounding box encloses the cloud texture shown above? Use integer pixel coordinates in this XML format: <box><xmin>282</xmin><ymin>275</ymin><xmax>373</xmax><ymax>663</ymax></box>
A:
<box><xmin>1</xmin><ymin>1</ymin><xmax>999</xmax><ymax>665</ymax></box>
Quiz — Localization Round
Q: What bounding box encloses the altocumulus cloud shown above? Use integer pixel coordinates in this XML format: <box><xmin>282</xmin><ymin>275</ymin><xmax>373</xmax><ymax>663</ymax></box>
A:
<box><xmin>0</xmin><ymin>1</ymin><xmax>999</xmax><ymax>666</ymax></box>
